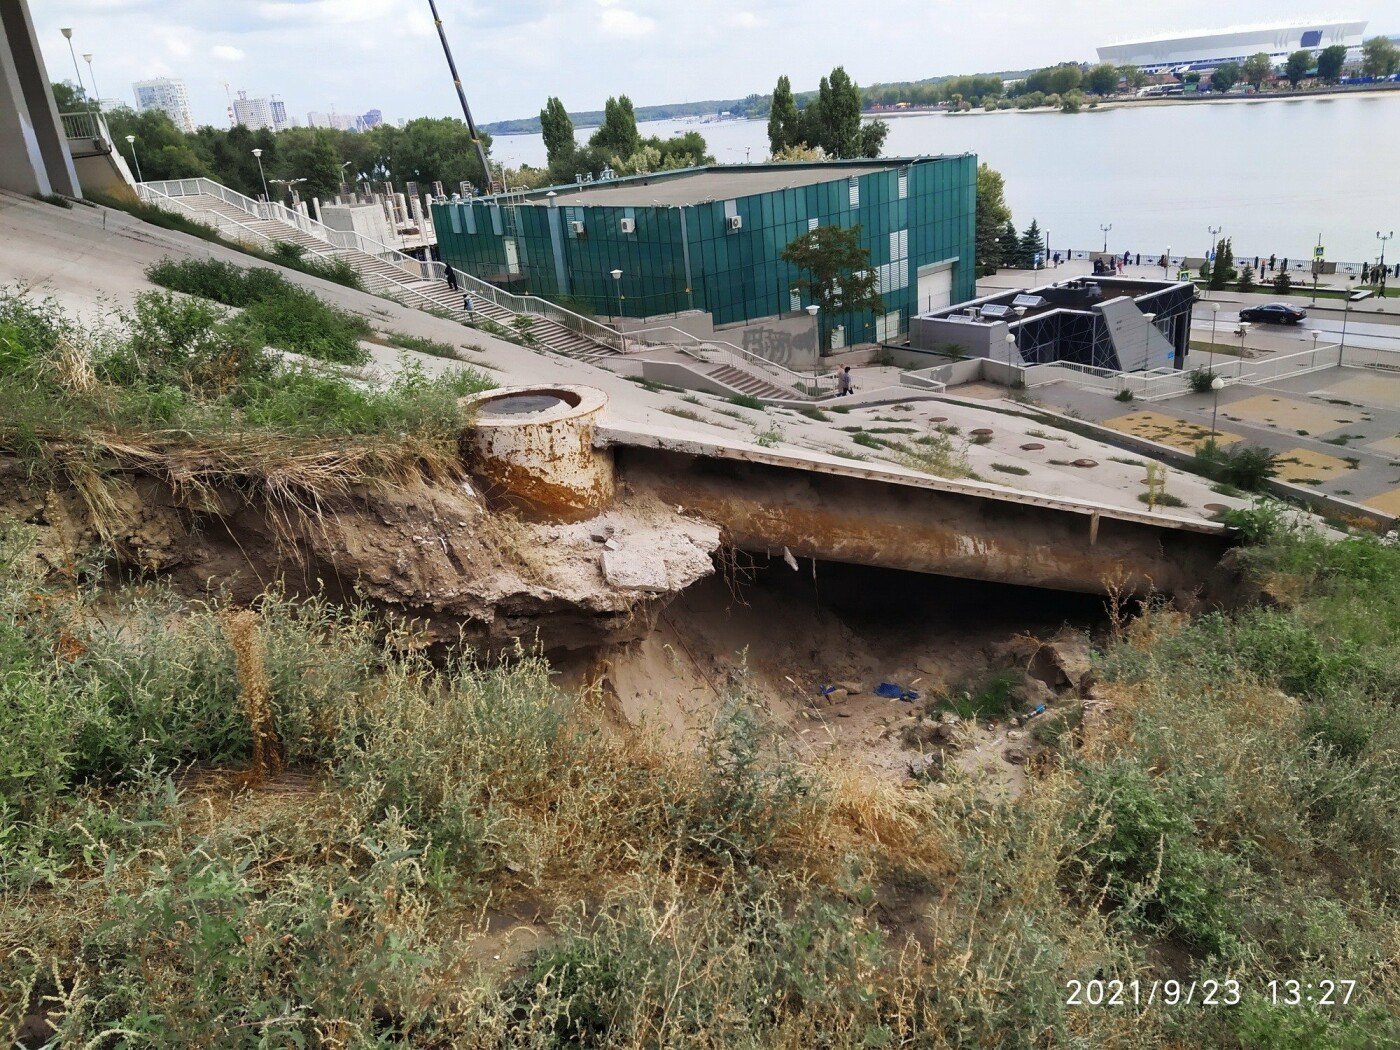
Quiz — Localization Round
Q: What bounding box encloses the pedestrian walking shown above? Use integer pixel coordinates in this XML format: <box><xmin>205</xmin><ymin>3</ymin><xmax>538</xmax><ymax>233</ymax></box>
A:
<box><xmin>463</xmin><ymin>294</ymin><xmax>476</xmax><ymax>318</ymax></box>
<box><xmin>444</xmin><ymin>265</ymin><xmax>459</xmax><ymax>291</ymax></box>
<box><xmin>836</xmin><ymin>365</ymin><xmax>854</xmax><ymax>397</ymax></box>
<box><xmin>1135</xmin><ymin>253</ymin><xmax>1141</xmax><ymax>267</ymax></box>
<box><xmin>1269</xmin><ymin>254</ymin><xmax>1277</xmax><ymax>272</ymax></box>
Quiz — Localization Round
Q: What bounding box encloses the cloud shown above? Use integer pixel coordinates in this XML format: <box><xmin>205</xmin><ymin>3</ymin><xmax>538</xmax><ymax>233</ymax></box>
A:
<box><xmin>727</xmin><ymin>11</ymin><xmax>766</xmax><ymax>29</ymax></box>
<box><xmin>210</xmin><ymin>44</ymin><xmax>245</xmax><ymax>61</ymax></box>
<box><xmin>597</xmin><ymin>6</ymin><xmax>655</xmax><ymax>38</ymax></box>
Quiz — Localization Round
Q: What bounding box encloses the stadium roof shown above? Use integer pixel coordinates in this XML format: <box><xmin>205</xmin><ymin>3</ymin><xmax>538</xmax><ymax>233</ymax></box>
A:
<box><xmin>1101</xmin><ymin>19</ymin><xmax>1366</xmax><ymax>49</ymax></box>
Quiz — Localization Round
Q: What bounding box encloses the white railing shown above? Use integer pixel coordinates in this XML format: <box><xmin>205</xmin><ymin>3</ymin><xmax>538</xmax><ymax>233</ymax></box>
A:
<box><xmin>60</xmin><ymin>110</ymin><xmax>108</xmax><ymax>141</ymax></box>
<box><xmin>136</xmin><ymin>183</ymin><xmax>286</xmax><ymax>253</ymax></box>
<box><xmin>141</xmin><ymin>177</ymin><xmax>437</xmax><ymax>282</ymax></box>
<box><xmin>898</xmin><ymin>371</ymin><xmax>948</xmax><ymax>392</ymax></box>
<box><xmin>628</xmin><ymin>325</ymin><xmax>836</xmax><ymax>398</ymax></box>
<box><xmin>142</xmin><ymin>177</ymin><xmax>617</xmax><ymax>352</ymax></box>
<box><xmin>436</xmin><ymin>264</ymin><xmax>622</xmax><ymax>351</ymax></box>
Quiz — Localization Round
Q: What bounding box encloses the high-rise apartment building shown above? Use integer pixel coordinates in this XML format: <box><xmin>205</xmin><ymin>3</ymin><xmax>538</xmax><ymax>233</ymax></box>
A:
<box><xmin>362</xmin><ymin>108</ymin><xmax>383</xmax><ymax>129</ymax></box>
<box><xmin>132</xmin><ymin>77</ymin><xmax>194</xmax><ymax>133</ymax></box>
<box><xmin>269</xmin><ymin>96</ymin><xmax>289</xmax><ymax>131</ymax></box>
<box><xmin>232</xmin><ymin>90</ymin><xmax>273</xmax><ymax>131</ymax></box>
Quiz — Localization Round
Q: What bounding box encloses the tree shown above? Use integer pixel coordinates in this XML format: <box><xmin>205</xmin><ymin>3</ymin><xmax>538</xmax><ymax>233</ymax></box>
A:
<box><xmin>1210</xmin><ymin>62</ymin><xmax>1240</xmax><ymax>93</ymax></box>
<box><xmin>1207</xmin><ymin>237</ymin><xmax>1235</xmax><ymax>290</ymax></box>
<box><xmin>539</xmin><ymin>97</ymin><xmax>574</xmax><ymax>168</ymax></box>
<box><xmin>1284</xmin><ymin>50</ymin><xmax>1312</xmax><ymax>87</ymax></box>
<box><xmin>1243</xmin><ymin>52</ymin><xmax>1273</xmax><ymax>89</ymax></box>
<box><xmin>1019</xmin><ymin>220</ymin><xmax>1045</xmax><ymax>269</ymax></box>
<box><xmin>1362</xmin><ymin>36</ymin><xmax>1400</xmax><ymax>78</ymax></box>
<box><xmin>1121</xmin><ymin>66</ymin><xmax>1147</xmax><ymax>91</ymax></box>
<box><xmin>808</xmin><ymin>67</ymin><xmax>864</xmax><ymax>159</ymax></box>
<box><xmin>997</xmin><ymin>220</ymin><xmax>1020</xmax><ymax>269</ymax></box>
<box><xmin>1084</xmin><ymin>63</ymin><xmax>1120</xmax><ymax>96</ymax></box>
<box><xmin>975</xmin><ymin>163</ymin><xmax>1012</xmax><ymax>277</ymax></box>
<box><xmin>858</xmin><ymin>120</ymin><xmax>888</xmax><ymax>159</ymax></box>
<box><xmin>590</xmin><ymin>96</ymin><xmax>640</xmax><ymax>160</ymax></box>
<box><xmin>780</xmin><ymin>224</ymin><xmax>883</xmax><ymax>351</ymax></box>
<box><xmin>1316</xmin><ymin>45</ymin><xmax>1348</xmax><ymax>83</ymax></box>
<box><xmin>1237</xmin><ymin>266</ymin><xmax>1256</xmax><ymax>293</ymax></box>
<box><xmin>767</xmin><ymin>75</ymin><xmax>801</xmax><ymax>155</ymax></box>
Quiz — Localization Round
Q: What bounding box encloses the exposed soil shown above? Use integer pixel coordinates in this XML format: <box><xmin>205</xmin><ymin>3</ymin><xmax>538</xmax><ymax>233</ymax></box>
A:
<box><xmin>567</xmin><ymin>558</ymin><xmax>1110</xmax><ymax>788</ymax></box>
<box><xmin>0</xmin><ymin>454</ymin><xmax>718</xmax><ymax>653</ymax></box>
<box><xmin>5</xmin><ymin>451</ymin><xmax>1112</xmax><ymax>791</ymax></box>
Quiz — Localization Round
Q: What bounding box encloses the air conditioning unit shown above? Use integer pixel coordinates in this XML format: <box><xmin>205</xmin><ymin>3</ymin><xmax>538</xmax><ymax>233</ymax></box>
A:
<box><xmin>569</xmin><ymin>220</ymin><xmax>585</xmax><ymax>236</ymax></box>
<box><xmin>727</xmin><ymin>215</ymin><xmax>743</xmax><ymax>232</ymax></box>
<box><xmin>619</xmin><ymin>217</ymin><xmax>636</xmax><ymax>234</ymax></box>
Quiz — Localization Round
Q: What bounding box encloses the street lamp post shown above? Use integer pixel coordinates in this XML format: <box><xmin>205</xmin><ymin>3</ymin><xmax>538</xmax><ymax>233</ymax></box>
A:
<box><xmin>82</xmin><ymin>53</ymin><xmax>102</xmax><ymax>113</ymax></box>
<box><xmin>59</xmin><ymin>29</ymin><xmax>92</xmax><ymax>115</ymax></box>
<box><xmin>806</xmin><ymin>304</ymin><xmax>821</xmax><ymax>389</ymax></box>
<box><xmin>1310</xmin><ymin>329</ymin><xmax>1321</xmax><ymax>371</ymax></box>
<box><xmin>1210</xmin><ymin>375</ymin><xmax>1225</xmax><ymax>439</ymax></box>
<box><xmin>124</xmin><ymin>134</ymin><xmax>143</xmax><ymax>182</ymax></box>
<box><xmin>610</xmin><ymin>269</ymin><xmax>625</xmax><ymax>352</ymax></box>
<box><xmin>1236</xmin><ymin>321</ymin><xmax>1249</xmax><ymax>379</ymax></box>
<box><xmin>1207</xmin><ymin>224</ymin><xmax>1222</xmax><ymax>262</ymax></box>
<box><xmin>1099</xmin><ymin>223</ymin><xmax>1112</xmax><ymax>254</ymax></box>
<box><xmin>1163</xmin><ymin>245</ymin><xmax>1171</xmax><ymax>279</ymax></box>
<box><xmin>1379</xmin><ymin>230</ymin><xmax>1394</xmax><ymax>299</ymax></box>
<box><xmin>1210</xmin><ymin>301</ymin><xmax>1219</xmax><ymax>349</ymax></box>
<box><xmin>251</xmin><ymin>148</ymin><xmax>269</xmax><ymax>203</ymax></box>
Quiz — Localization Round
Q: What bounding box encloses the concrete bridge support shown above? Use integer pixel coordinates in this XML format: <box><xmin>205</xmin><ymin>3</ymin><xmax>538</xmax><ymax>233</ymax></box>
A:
<box><xmin>0</xmin><ymin>0</ymin><xmax>80</xmax><ymax>198</ymax></box>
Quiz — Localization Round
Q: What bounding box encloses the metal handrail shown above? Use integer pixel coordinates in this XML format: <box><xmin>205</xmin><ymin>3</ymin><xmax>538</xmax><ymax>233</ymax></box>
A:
<box><xmin>437</xmin><ymin>265</ymin><xmax>622</xmax><ymax>351</ymax></box>
<box><xmin>141</xmin><ymin>177</ymin><xmax>435</xmax><ymax>281</ymax></box>
<box><xmin>59</xmin><ymin>110</ymin><xmax>106</xmax><ymax>141</ymax></box>
<box><xmin>136</xmin><ymin>183</ymin><xmax>286</xmax><ymax>253</ymax></box>
<box><xmin>628</xmin><ymin>325</ymin><xmax>834</xmax><ymax>397</ymax></box>
<box><xmin>141</xmin><ymin>177</ymin><xmax>624</xmax><ymax>351</ymax></box>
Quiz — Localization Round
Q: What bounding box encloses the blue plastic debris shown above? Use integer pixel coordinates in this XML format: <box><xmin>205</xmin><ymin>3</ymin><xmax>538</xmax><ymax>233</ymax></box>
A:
<box><xmin>875</xmin><ymin>682</ymin><xmax>920</xmax><ymax>702</ymax></box>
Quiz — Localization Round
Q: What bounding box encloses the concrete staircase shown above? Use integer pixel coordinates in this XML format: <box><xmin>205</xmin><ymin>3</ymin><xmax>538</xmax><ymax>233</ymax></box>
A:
<box><xmin>707</xmin><ymin>364</ymin><xmax>805</xmax><ymax>401</ymax></box>
<box><xmin>151</xmin><ymin>188</ymin><xmax>618</xmax><ymax>363</ymax></box>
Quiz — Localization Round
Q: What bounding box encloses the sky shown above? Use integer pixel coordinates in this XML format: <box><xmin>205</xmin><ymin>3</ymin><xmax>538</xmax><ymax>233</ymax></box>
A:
<box><xmin>32</xmin><ymin>1</ymin><xmax>1400</xmax><ymax>128</ymax></box>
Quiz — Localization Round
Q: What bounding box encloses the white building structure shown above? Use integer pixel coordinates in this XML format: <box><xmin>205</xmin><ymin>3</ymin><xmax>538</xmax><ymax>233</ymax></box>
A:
<box><xmin>232</xmin><ymin>90</ymin><xmax>274</xmax><ymax>131</ymax></box>
<box><xmin>132</xmin><ymin>77</ymin><xmax>194</xmax><ymax>133</ymax></box>
<box><xmin>1098</xmin><ymin>20</ymin><xmax>1368</xmax><ymax>74</ymax></box>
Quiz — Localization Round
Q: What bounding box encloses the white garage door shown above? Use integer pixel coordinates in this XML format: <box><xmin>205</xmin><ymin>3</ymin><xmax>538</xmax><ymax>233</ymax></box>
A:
<box><xmin>916</xmin><ymin>261</ymin><xmax>955</xmax><ymax>313</ymax></box>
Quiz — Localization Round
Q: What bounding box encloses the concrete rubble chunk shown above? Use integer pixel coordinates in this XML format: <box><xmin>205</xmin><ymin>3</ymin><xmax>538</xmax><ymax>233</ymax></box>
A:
<box><xmin>600</xmin><ymin>549</ymin><xmax>671</xmax><ymax>591</ymax></box>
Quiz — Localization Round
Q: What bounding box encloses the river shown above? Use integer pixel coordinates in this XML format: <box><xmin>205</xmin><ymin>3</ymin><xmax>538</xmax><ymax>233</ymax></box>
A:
<box><xmin>490</xmin><ymin>93</ymin><xmax>1400</xmax><ymax>265</ymax></box>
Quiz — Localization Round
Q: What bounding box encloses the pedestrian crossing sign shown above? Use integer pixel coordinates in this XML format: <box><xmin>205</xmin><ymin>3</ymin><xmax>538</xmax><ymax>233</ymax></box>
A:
<box><xmin>1313</xmin><ymin>245</ymin><xmax>1325</xmax><ymax>260</ymax></box>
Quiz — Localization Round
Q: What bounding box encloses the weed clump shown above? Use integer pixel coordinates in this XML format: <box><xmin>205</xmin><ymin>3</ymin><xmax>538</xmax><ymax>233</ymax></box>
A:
<box><xmin>146</xmin><ymin>257</ymin><xmax>371</xmax><ymax>364</ymax></box>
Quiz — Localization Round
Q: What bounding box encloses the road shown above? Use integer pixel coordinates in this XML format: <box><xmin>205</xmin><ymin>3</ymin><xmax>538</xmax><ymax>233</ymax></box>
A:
<box><xmin>1192</xmin><ymin>312</ymin><xmax>1400</xmax><ymax>352</ymax></box>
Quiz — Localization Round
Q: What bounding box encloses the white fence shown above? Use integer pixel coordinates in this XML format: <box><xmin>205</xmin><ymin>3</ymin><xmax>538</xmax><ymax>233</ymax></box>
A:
<box><xmin>140</xmin><ymin>177</ymin><xmax>621</xmax><ymax>353</ymax></box>
<box><xmin>896</xmin><ymin>340</ymin><xmax>1400</xmax><ymax>401</ymax></box>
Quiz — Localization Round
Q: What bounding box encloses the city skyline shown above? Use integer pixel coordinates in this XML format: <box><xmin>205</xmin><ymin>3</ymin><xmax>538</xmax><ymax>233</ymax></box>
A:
<box><xmin>34</xmin><ymin>1</ymin><xmax>1400</xmax><ymax>133</ymax></box>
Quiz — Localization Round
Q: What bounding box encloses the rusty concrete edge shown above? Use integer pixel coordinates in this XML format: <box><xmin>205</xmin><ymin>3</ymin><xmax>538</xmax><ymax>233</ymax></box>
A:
<box><xmin>595</xmin><ymin>421</ymin><xmax>1231</xmax><ymax>537</ymax></box>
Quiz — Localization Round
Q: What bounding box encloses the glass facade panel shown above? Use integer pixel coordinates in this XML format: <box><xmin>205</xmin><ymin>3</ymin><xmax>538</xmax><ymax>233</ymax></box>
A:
<box><xmin>432</xmin><ymin>157</ymin><xmax>976</xmax><ymax>340</ymax></box>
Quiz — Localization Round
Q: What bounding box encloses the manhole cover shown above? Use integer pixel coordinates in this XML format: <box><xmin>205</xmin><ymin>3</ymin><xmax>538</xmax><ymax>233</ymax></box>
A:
<box><xmin>1020</xmin><ymin>442</ymin><xmax>1045</xmax><ymax>451</ymax></box>
<box><xmin>1204</xmin><ymin>503</ymin><xmax>1230</xmax><ymax>513</ymax></box>
<box><xmin>1071</xmin><ymin>459</ymin><xmax>1098</xmax><ymax>468</ymax></box>
<box><xmin>929</xmin><ymin>416</ymin><xmax>947</xmax><ymax>423</ymax></box>
<box><xmin>972</xmin><ymin>428</ymin><xmax>994</xmax><ymax>436</ymax></box>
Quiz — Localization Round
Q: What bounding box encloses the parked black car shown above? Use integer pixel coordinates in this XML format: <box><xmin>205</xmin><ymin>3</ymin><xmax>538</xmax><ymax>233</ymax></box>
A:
<box><xmin>1239</xmin><ymin>303</ymin><xmax>1307</xmax><ymax>325</ymax></box>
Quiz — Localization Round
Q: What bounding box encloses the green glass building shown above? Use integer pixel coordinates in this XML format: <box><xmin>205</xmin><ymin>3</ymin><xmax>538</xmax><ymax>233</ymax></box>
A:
<box><xmin>431</xmin><ymin>156</ymin><xmax>976</xmax><ymax>346</ymax></box>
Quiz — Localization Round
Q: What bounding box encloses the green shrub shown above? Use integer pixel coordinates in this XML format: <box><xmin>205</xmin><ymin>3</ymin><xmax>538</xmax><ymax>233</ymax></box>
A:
<box><xmin>1077</xmin><ymin>761</ymin><xmax>1242</xmax><ymax>956</ymax></box>
<box><xmin>727</xmin><ymin>393</ymin><xmax>764</xmax><ymax>410</ymax></box>
<box><xmin>1188</xmin><ymin>367</ymin><xmax>1219</xmax><ymax>394</ymax></box>
<box><xmin>145</xmin><ymin>257</ymin><xmax>370</xmax><ymax>364</ymax></box>
<box><xmin>1194</xmin><ymin>440</ymin><xmax>1278</xmax><ymax>490</ymax></box>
